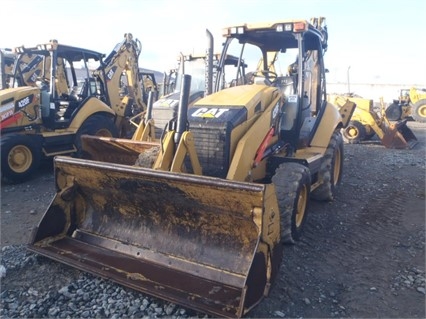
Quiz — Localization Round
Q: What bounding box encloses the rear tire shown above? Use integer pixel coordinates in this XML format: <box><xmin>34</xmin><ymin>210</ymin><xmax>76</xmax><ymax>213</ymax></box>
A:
<box><xmin>272</xmin><ymin>162</ymin><xmax>311</xmax><ymax>244</ymax></box>
<box><xmin>343</xmin><ymin>120</ymin><xmax>366</xmax><ymax>144</ymax></box>
<box><xmin>311</xmin><ymin>129</ymin><xmax>343</xmax><ymax>201</ymax></box>
<box><xmin>385</xmin><ymin>103</ymin><xmax>402</xmax><ymax>121</ymax></box>
<box><xmin>1</xmin><ymin>134</ymin><xmax>42</xmax><ymax>183</ymax></box>
<box><xmin>74</xmin><ymin>114</ymin><xmax>119</xmax><ymax>158</ymax></box>
<box><xmin>364</xmin><ymin>129</ymin><xmax>376</xmax><ymax>141</ymax></box>
<box><xmin>412</xmin><ymin>99</ymin><xmax>426</xmax><ymax>123</ymax></box>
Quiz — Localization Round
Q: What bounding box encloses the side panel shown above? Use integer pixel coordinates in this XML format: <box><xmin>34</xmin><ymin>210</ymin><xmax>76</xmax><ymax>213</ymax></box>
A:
<box><xmin>310</xmin><ymin>102</ymin><xmax>342</xmax><ymax>148</ymax></box>
<box><xmin>0</xmin><ymin>87</ymin><xmax>41</xmax><ymax>129</ymax></box>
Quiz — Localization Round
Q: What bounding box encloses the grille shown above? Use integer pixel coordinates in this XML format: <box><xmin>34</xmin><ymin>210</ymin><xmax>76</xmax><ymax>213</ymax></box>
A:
<box><xmin>189</xmin><ymin>122</ymin><xmax>231</xmax><ymax>178</ymax></box>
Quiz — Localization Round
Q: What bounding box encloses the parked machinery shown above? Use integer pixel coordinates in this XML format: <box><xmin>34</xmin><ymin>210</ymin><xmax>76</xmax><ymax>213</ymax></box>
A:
<box><xmin>92</xmin><ymin>33</ymin><xmax>147</xmax><ymax>137</ymax></box>
<box><xmin>0</xmin><ymin>41</ymin><xmax>118</xmax><ymax>182</ymax></box>
<box><xmin>0</xmin><ymin>34</ymin><xmax>149</xmax><ymax>182</ymax></box>
<box><xmin>386</xmin><ymin>87</ymin><xmax>426</xmax><ymax>123</ymax></box>
<box><xmin>328</xmin><ymin>94</ymin><xmax>417</xmax><ymax>149</ymax></box>
<box><xmin>29</xmin><ymin>18</ymin><xmax>355</xmax><ymax>318</ymax></box>
<box><xmin>150</xmin><ymin>29</ymin><xmax>246</xmax><ymax>139</ymax></box>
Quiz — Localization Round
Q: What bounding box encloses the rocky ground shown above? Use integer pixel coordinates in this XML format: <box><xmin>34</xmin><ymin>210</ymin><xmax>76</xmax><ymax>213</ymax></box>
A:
<box><xmin>1</xmin><ymin>121</ymin><xmax>425</xmax><ymax>318</ymax></box>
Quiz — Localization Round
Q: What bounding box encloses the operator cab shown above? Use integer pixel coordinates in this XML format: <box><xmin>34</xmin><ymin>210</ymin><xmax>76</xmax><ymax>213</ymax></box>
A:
<box><xmin>215</xmin><ymin>18</ymin><xmax>329</xmax><ymax>153</ymax></box>
<box><xmin>14</xmin><ymin>41</ymin><xmax>105</xmax><ymax>129</ymax></box>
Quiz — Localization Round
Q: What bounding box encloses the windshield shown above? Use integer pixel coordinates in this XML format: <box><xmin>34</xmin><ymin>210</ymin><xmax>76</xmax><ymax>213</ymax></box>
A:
<box><xmin>216</xmin><ymin>37</ymin><xmax>299</xmax><ymax>90</ymax></box>
<box><xmin>174</xmin><ymin>58</ymin><xmax>206</xmax><ymax>93</ymax></box>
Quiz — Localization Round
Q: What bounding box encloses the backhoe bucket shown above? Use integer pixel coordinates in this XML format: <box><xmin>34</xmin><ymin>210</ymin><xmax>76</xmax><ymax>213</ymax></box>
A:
<box><xmin>381</xmin><ymin>119</ymin><xmax>418</xmax><ymax>149</ymax></box>
<box><xmin>28</xmin><ymin>156</ymin><xmax>282</xmax><ymax>318</ymax></box>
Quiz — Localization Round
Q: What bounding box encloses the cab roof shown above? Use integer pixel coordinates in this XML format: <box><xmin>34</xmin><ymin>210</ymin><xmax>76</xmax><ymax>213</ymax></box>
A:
<box><xmin>222</xmin><ymin>19</ymin><xmax>327</xmax><ymax>51</ymax></box>
<box><xmin>15</xmin><ymin>43</ymin><xmax>104</xmax><ymax>62</ymax></box>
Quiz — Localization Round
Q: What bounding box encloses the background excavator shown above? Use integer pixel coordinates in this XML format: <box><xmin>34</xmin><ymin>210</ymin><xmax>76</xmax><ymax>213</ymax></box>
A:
<box><xmin>328</xmin><ymin>94</ymin><xmax>417</xmax><ymax>149</ymax></box>
<box><xmin>92</xmin><ymin>33</ymin><xmax>148</xmax><ymax>137</ymax></box>
<box><xmin>150</xmin><ymin>29</ymin><xmax>245</xmax><ymax>139</ymax></box>
<box><xmin>29</xmin><ymin>18</ymin><xmax>355</xmax><ymax>318</ymax></box>
<box><xmin>0</xmin><ymin>33</ymin><xmax>148</xmax><ymax>182</ymax></box>
<box><xmin>385</xmin><ymin>87</ymin><xmax>426</xmax><ymax>123</ymax></box>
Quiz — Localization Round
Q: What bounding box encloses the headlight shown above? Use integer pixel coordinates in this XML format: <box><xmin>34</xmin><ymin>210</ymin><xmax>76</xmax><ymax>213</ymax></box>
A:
<box><xmin>230</xmin><ymin>26</ymin><xmax>244</xmax><ymax>34</ymax></box>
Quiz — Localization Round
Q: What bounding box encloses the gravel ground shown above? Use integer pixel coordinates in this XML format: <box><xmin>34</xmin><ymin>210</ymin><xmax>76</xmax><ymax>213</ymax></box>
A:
<box><xmin>1</xmin><ymin>121</ymin><xmax>425</xmax><ymax>318</ymax></box>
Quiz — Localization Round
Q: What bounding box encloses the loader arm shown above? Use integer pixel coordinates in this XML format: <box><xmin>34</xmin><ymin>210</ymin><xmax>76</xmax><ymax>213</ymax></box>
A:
<box><xmin>130</xmin><ymin>91</ymin><xmax>156</xmax><ymax>142</ymax></box>
<box><xmin>152</xmin><ymin>75</ymin><xmax>202</xmax><ymax>174</ymax></box>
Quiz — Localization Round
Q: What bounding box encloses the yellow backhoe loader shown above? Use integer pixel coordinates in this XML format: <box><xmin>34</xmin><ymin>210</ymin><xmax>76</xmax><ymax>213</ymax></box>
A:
<box><xmin>386</xmin><ymin>87</ymin><xmax>426</xmax><ymax>123</ymax></box>
<box><xmin>328</xmin><ymin>94</ymin><xmax>417</xmax><ymax>149</ymax></box>
<box><xmin>29</xmin><ymin>18</ymin><xmax>355</xmax><ymax>318</ymax></box>
<box><xmin>0</xmin><ymin>41</ymin><xmax>117</xmax><ymax>183</ymax></box>
<box><xmin>0</xmin><ymin>34</ymin><xmax>148</xmax><ymax>182</ymax></box>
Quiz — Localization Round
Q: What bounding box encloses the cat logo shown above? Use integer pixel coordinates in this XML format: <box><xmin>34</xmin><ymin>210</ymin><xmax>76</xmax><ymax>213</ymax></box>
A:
<box><xmin>192</xmin><ymin>108</ymin><xmax>229</xmax><ymax>118</ymax></box>
<box><xmin>106</xmin><ymin>66</ymin><xmax>117</xmax><ymax>81</ymax></box>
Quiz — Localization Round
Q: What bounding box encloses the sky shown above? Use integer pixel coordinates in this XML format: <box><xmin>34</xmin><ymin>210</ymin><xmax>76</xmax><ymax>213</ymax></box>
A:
<box><xmin>2</xmin><ymin>0</ymin><xmax>426</xmax><ymax>86</ymax></box>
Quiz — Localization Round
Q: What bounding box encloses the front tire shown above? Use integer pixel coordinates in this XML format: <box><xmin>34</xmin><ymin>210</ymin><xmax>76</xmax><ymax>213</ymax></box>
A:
<box><xmin>412</xmin><ymin>99</ymin><xmax>426</xmax><ymax>123</ymax></box>
<box><xmin>385</xmin><ymin>103</ymin><xmax>402</xmax><ymax>121</ymax></box>
<box><xmin>311</xmin><ymin>129</ymin><xmax>343</xmax><ymax>201</ymax></box>
<box><xmin>74</xmin><ymin>114</ymin><xmax>119</xmax><ymax>157</ymax></box>
<box><xmin>1</xmin><ymin>134</ymin><xmax>42</xmax><ymax>183</ymax></box>
<box><xmin>272</xmin><ymin>162</ymin><xmax>311</xmax><ymax>244</ymax></box>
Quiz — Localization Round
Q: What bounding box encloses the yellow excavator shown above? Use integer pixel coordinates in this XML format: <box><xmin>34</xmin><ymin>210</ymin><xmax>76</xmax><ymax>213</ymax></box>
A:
<box><xmin>92</xmin><ymin>33</ymin><xmax>148</xmax><ymax>137</ymax></box>
<box><xmin>0</xmin><ymin>34</ymin><xmax>148</xmax><ymax>182</ymax></box>
<box><xmin>29</xmin><ymin>18</ymin><xmax>355</xmax><ymax>318</ymax></box>
<box><xmin>328</xmin><ymin>94</ymin><xmax>417</xmax><ymax>149</ymax></box>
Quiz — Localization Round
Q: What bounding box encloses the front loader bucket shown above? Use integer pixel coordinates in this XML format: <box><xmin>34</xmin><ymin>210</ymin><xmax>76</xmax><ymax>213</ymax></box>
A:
<box><xmin>80</xmin><ymin>134</ymin><xmax>155</xmax><ymax>165</ymax></box>
<box><xmin>28</xmin><ymin>156</ymin><xmax>282</xmax><ymax>318</ymax></box>
<box><xmin>381</xmin><ymin>119</ymin><xmax>418</xmax><ymax>149</ymax></box>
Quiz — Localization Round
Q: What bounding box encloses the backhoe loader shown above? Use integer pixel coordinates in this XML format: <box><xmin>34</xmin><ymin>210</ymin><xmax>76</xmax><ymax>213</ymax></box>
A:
<box><xmin>0</xmin><ymin>41</ymin><xmax>118</xmax><ymax>183</ymax></box>
<box><xmin>328</xmin><ymin>94</ymin><xmax>417</xmax><ymax>149</ymax></box>
<box><xmin>0</xmin><ymin>34</ymin><xmax>148</xmax><ymax>182</ymax></box>
<box><xmin>151</xmin><ymin>29</ymin><xmax>245</xmax><ymax>139</ymax></box>
<box><xmin>29</xmin><ymin>18</ymin><xmax>355</xmax><ymax>318</ymax></box>
<box><xmin>386</xmin><ymin>87</ymin><xmax>426</xmax><ymax>123</ymax></box>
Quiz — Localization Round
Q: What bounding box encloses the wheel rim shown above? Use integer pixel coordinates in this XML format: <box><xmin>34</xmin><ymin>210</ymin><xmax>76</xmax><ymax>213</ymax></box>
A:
<box><xmin>417</xmin><ymin>104</ymin><xmax>426</xmax><ymax>118</ymax></box>
<box><xmin>295</xmin><ymin>185</ymin><xmax>308</xmax><ymax>227</ymax></box>
<box><xmin>345</xmin><ymin>125</ymin><xmax>359</xmax><ymax>139</ymax></box>
<box><xmin>8</xmin><ymin>145</ymin><xmax>33</xmax><ymax>173</ymax></box>
<box><xmin>333</xmin><ymin>146</ymin><xmax>342</xmax><ymax>186</ymax></box>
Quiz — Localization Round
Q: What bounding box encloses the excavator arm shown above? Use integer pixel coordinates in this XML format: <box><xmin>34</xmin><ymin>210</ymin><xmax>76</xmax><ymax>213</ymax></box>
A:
<box><xmin>93</xmin><ymin>33</ymin><xmax>146</xmax><ymax>136</ymax></box>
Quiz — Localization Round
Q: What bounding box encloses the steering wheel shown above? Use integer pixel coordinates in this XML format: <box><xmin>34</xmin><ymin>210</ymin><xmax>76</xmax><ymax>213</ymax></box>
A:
<box><xmin>35</xmin><ymin>76</ymin><xmax>49</xmax><ymax>90</ymax></box>
<box><xmin>252</xmin><ymin>70</ymin><xmax>278</xmax><ymax>85</ymax></box>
